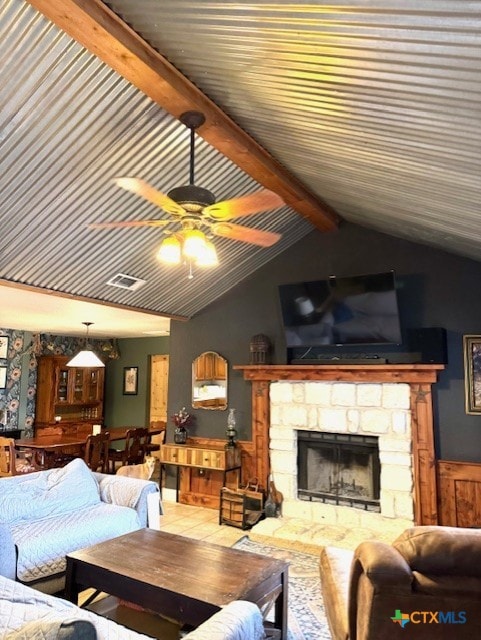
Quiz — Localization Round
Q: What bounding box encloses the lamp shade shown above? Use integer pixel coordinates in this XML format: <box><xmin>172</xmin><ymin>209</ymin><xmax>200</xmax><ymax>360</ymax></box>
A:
<box><xmin>67</xmin><ymin>322</ymin><xmax>105</xmax><ymax>368</ymax></box>
<box><xmin>157</xmin><ymin>236</ymin><xmax>181</xmax><ymax>264</ymax></box>
<box><xmin>67</xmin><ymin>349</ymin><xmax>105</xmax><ymax>368</ymax></box>
<box><xmin>195</xmin><ymin>240</ymin><xmax>219</xmax><ymax>267</ymax></box>
<box><xmin>182</xmin><ymin>229</ymin><xmax>206</xmax><ymax>259</ymax></box>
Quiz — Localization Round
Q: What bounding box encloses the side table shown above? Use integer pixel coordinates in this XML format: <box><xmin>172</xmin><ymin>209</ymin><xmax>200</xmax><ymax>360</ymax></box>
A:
<box><xmin>159</xmin><ymin>443</ymin><xmax>241</xmax><ymax>502</ymax></box>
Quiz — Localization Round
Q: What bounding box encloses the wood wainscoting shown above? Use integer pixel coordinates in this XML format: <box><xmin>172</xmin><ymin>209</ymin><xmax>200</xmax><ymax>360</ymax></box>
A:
<box><xmin>437</xmin><ymin>460</ymin><xmax>481</xmax><ymax>527</ymax></box>
<box><xmin>173</xmin><ymin>364</ymin><xmax>445</xmax><ymax>521</ymax></box>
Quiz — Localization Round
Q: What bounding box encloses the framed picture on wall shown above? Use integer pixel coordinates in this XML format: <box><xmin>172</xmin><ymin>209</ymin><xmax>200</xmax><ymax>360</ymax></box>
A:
<box><xmin>0</xmin><ymin>336</ymin><xmax>8</xmax><ymax>359</ymax></box>
<box><xmin>463</xmin><ymin>335</ymin><xmax>481</xmax><ymax>414</ymax></box>
<box><xmin>0</xmin><ymin>366</ymin><xmax>7</xmax><ymax>389</ymax></box>
<box><xmin>123</xmin><ymin>366</ymin><xmax>138</xmax><ymax>395</ymax></box>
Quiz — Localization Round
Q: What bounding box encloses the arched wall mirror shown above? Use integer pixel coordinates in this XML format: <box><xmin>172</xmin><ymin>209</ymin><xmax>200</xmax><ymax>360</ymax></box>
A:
<box><xmin>192</xmin><ymin>351</ymin><xmax>228</xmax><ymax>410</ymax></box>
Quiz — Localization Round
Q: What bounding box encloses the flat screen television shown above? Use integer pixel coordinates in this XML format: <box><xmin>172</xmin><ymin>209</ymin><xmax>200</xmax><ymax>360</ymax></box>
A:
<box><xmin>278</xmin><ymin>270</ymin><xmax>402</xmax><ymax>348</ymax></box>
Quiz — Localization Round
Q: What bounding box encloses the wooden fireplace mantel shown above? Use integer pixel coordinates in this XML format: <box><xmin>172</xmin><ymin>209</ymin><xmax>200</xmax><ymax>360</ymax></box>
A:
<box><xmin>234</xmin><ymin>363</ymin><xmax>444</xmax><ymax>383</ymax></box>
<box><xmin>234</xmin><ymin>363</ymin><xmax>445</xmax><ymax>526</ymax></box>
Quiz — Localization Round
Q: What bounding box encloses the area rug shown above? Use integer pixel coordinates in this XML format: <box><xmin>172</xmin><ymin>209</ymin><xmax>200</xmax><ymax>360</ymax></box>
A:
<box><xmin>233</xmin><ymin>537</ymin><xmax>331</xmax><ymax>640</ymax></box>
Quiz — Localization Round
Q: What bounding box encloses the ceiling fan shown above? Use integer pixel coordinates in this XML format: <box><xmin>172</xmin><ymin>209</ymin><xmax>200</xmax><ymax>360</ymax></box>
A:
<box><xmin>89</xmin><ymin>111</ymin><xmax>285</xmax><ymax>262</ymax></box>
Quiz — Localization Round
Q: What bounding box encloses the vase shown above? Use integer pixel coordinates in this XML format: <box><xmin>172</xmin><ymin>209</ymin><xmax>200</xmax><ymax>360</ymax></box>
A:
<box><xmin>174</xmin><ymin>425</ymin><xmax>187</xmax><ymax>444</ymax></box>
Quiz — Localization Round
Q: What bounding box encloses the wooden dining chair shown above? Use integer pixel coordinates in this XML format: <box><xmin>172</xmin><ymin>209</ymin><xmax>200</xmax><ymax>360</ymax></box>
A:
<box><xmin>0</xmin><ymin>436</ymin><xmax>36</xmax><ymax>476</ymax></box>
<box><xmin>108</xmin><ymin>427</ymin><xmax>150</xmax><ymax>473</ymax></box>
<box><xmin>83</xmin><ymin>431</ymin><xmax>110</xmax><ymax>473</ymax></box>
<box><xmin>145</xmin><ymin>421</ymin><xmax>166</xmax><ymax>455</ymax></box>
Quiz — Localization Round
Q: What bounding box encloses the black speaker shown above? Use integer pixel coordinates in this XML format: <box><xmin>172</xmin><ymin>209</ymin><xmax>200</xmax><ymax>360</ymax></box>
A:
<box><xmin>407</xmin><ymin>327</ymin><xmax>448</xmax><ymax>364</ymax></box>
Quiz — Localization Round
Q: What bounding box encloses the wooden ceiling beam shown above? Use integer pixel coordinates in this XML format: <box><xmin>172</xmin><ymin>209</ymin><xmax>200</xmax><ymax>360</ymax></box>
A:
<box><xmin>27</xmin><ymin>0</ymin><xmax>340</xmax><ymax>232</ymax></box>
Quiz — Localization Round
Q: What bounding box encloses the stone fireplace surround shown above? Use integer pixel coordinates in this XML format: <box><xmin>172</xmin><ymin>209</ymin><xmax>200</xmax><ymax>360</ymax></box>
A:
<box><xmin>235</xmin><ymin>364</ymin><xmax>444</xmax><ymax>533</ymax></box>
<box><xmin>269</xmin><ymin>379</ymin><xmax>414</xmax><ymax>536</ymax></box>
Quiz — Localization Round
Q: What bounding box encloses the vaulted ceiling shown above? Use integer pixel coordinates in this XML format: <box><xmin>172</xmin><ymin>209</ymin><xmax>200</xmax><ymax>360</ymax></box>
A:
<box><xmin>1</xmin><ymin>1</ymin><xmax>480</xmax><ymax>337</ymax></box>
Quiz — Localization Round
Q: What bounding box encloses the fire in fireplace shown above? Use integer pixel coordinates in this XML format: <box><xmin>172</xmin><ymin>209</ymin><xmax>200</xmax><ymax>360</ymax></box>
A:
<box><xmin>297</xmin><ymin>431</ymin><xmax>381</xmax><ymax>511</ymax></box>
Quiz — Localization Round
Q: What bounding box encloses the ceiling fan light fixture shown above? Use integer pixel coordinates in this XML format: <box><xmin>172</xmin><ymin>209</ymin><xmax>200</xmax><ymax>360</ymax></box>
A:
<box><xmin>182</xmin><ymin>229</ymin><xmax>207</xmax><ymax>259</ymax></box>
<box><xmin>157</xmin><ymin>236</ymin><xmax>181</xmax><ymax>264</ymax></box>
<box><xmin>67</xmin><ymin>322</ymin><xmax>105</xmax><ymax>368</ymax></box>
<box><xmin>195</xmin><ymin>240</ymin><xmax>219</xmax><ymax>267</ymax></box>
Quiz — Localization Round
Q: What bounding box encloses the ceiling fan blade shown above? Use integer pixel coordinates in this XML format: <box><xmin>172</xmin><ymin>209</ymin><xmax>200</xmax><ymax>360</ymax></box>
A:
<box><xmin>204</xmin><ymin>189</ymin><xmax>284</xmax><ymax>221</ymax></box>
<box><xmin>115</xmin><ymin>177</ymin><xmax>185</xmax><ymax>216</ymax></box>
<box><xmin>212</xmin><ymin>222</ymin><xmax>281</xmax><ymax>247</ymax></box>
<box><xmin>88</xmin><ymin>219</ymin><xmax>169</xmax><ymax>230</ymax></box>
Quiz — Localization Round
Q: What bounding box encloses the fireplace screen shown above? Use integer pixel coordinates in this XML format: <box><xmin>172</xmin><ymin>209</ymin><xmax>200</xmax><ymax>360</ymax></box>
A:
<box><xmin>297</xmin><ymin>431</ymin><xmax>380</xmax><ymax>511</ymax></box>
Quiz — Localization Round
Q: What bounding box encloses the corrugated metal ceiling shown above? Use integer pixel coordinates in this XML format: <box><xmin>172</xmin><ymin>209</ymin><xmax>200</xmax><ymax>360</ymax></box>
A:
<box><xmin>0</xmin><ymin>0</ymin><xmax>313</xmax><ymax>321</ymax></box>
<box><xmin>1</xmin><ymin>0</ymin><xmax>481</xmax><ymax>328</ymax></box>
<box><xmin>107</xmin><ymin>0</ymin><xmax>481</xmax><ymax>259</ymax></box>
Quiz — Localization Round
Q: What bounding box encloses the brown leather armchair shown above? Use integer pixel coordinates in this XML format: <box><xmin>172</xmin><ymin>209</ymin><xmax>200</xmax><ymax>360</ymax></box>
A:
<box><xmin>320</xmin><ymin>526</ymin><xmax>481</xmax><ymax>639</ymax></box>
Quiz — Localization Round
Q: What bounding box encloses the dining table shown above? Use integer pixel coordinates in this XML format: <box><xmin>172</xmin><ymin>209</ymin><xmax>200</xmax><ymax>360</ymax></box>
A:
<box><xmin>15</xmin><ymin>426</ymin><xmax>165</xmax><ymax>471</ymax></box>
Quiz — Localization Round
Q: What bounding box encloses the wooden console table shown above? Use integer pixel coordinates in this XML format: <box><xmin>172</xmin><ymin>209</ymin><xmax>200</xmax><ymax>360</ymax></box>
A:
<box><xmin>160</xmin><ymin>443</ymin><xmax>242</xmax><ymax>506</ymax></box>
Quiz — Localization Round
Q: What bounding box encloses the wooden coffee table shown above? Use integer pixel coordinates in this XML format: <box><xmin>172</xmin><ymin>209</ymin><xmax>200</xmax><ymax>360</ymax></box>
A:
<box><xmin>65</xmin><ymin>529</ymin><xmax>288</xmax><ymax>638</ymax></box>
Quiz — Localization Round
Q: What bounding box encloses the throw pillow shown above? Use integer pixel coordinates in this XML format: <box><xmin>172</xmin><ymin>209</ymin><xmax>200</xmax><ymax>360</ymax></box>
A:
<box><xmin>43</xmin><ymin>459</ymin><xmax>101</xmax><ymax>516</ymax></box>
<box><xmin>0</xmin><ymin>459</ymin><xmax>100</xmax><ymax>524</ymax></box>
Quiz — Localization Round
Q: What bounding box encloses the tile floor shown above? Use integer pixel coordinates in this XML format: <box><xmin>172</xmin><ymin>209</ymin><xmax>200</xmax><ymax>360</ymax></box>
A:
<box><xmin>158</xmin><ymin>497</ymin><xmax>403</xmax><ymax>554</ymax></box>
<box><xmin>158</xmin><ymin>499</ymin><xmax>247</xmax><ymax>547</ymax></box>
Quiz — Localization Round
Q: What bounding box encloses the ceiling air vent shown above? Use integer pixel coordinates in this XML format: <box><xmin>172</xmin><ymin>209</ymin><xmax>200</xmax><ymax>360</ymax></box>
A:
<box><xmin>106</xmin><ymin>273</ymin><xmax>146</xmax><ymax>291</ymax></box>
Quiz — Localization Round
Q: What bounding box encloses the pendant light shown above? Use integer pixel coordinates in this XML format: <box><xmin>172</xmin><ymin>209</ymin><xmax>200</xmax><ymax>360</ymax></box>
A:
<box><xmin>67</xmin><ymin>322</ymin><xmax>105</xmax><ymax>368</ymax></box>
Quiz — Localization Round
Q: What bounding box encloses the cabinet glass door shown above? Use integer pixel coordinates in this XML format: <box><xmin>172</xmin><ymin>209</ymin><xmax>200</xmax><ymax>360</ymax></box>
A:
<box><xmin>86</xmin><ymin>369</ymin><xmax>100</xmax><ymax>402</ymax></box>
<box><xmin>73</xmin><ymin>369</ymin><xmax>85</xmax><ymax>403</ymax></box>
<box><xmin>56</xmin><ymin>368</ymin><xmax>69</xmax><ymax>403</ymax></box>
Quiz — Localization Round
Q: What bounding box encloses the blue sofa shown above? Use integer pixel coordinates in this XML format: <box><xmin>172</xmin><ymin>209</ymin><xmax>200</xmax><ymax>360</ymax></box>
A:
<box><xmin>0</xmin><ymin>459</ymin><xmax>160</xmax><ymax>594</ymax></box>
<box><xmin>0</xmin><ymin>574</ymin><xmax>265</xmax><ymax>639</ymax></box>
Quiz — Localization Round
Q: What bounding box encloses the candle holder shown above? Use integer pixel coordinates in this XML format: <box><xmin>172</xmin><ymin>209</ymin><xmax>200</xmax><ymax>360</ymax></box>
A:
<box><xmin>225</xmin><ymin>408</ymin><xmax>237</xmax><ymax>448</ymax></box>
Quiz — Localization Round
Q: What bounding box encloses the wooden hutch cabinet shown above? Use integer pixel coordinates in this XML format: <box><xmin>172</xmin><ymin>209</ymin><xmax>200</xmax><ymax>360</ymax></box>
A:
<box><xmin>35</xmin><ymin>355</ymin><xmax>105</xmax><ymax>436</ymax></box>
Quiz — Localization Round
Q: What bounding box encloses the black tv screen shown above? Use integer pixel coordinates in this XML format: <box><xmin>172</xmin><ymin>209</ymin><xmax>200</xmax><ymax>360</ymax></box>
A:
<box><xmin>278</xmin><ymin>271</ymin><xmax>402</xmax><ymax>348</ymax></box>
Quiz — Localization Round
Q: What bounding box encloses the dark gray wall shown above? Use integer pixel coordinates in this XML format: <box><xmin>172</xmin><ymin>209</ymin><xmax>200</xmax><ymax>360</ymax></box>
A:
<box><xmin>169</xmin><ymin>222</ymin><xmax>481</xmax><ymax>462</ymax></box>
<box><xmin>104</xmin><ymin>336</ymin><xmax>169</xmax><ymax>427</ymax></box>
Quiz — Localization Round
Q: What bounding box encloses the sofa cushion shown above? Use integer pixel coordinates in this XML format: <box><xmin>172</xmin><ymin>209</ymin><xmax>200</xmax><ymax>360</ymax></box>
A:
<box><xmin>393</xmin><ymin>525</ymin><xmax>481</xmax><ymax>576</ymax></box>
<box><xmin>0</xmin><ymin>460</ymin><xmax>100</xmax><ymax>525</ymax></box>
<box><xmin>12</xmin><ymin>503</ymin><xmax>141</xmax><ymax>583</ymax></box>
<box><xmin>5</xmin><ymin>619</ymin><xmax>97</xmax><ymax>640</ymax></box>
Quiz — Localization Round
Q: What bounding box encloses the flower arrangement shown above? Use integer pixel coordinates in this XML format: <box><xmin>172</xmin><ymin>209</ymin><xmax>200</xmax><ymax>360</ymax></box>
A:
<box><xmin>172</xmin><ymin>407</ymin><xmax>193</xmax><ymax>444</ymax></box>
<box><xmin>171</xmin><ymin>407</ymin><xmax>192</xmax><ymax>428</ymax></box>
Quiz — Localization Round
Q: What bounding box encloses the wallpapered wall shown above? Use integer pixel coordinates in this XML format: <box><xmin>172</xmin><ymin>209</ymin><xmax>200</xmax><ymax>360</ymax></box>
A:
<box><xmin>0</xmin><ymin>329</ymin><xmax>111</xmax><ymax>437</ymax></box>
<box><xmin>0</xmin><ymin>329</ymin><xmax>34</xmax><ymax>434</ymax></box>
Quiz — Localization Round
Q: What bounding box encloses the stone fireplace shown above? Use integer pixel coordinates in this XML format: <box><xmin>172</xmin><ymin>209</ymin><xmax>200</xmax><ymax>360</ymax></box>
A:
<box><xmin>269</xmin><ymin>380</ymin><xmax>414</xmax><ymax>535</ymax></box>
<box><xmin>235</xmin><ymin>363</ymin><xmax>444</xmax><ymax>529</ymax></box>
